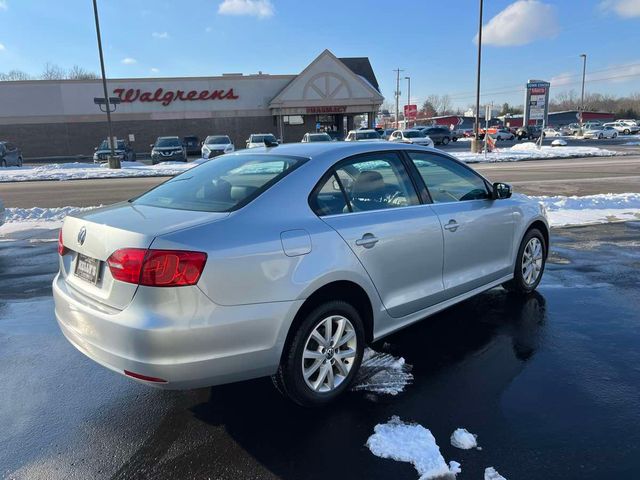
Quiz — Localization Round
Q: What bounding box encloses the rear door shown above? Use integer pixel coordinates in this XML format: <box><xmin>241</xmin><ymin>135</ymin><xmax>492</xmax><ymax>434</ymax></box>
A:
<box><xmin>5</xmin><ymin>143</ymin><xmax>18</xmax><ymax>166</ymax></box>
<box><xmin>406</xmin><ymin>151</ymin><xmax>516</xmax><ymax>298</ymax></box>
<box><xmin>313</xmin><ymin>151</ymin><xmax>445</xmax><ymax>318</ymax></box>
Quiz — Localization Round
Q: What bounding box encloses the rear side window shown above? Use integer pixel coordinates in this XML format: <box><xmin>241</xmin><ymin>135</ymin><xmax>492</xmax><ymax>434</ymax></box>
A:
<box><xmin>310</xmin><ymin>152</ymin><xmax>419</xmax><ymax>215</ymax></box>
<box><xmin>134</xmin><ymin>154</ymin><xmax>306</xmax><ymax>212</ymax></box>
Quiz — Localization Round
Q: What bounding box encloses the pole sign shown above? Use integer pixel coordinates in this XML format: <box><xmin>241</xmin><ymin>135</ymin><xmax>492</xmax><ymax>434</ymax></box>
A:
<box><xmin>403</xmin><ymin>104</ymin><xmax>418</xmax><ymax>120</ymax></box>
<box><xmin>523</xmin><ymin>80</ymin><xmax>550</xmax><ymax>126</ymax></box>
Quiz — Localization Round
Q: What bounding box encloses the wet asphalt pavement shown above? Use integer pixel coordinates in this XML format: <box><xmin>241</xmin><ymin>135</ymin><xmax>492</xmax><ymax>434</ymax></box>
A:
<box><xmin>1</xmin><ymin>222</ymin><xmax>640</xmax><ymax>479</ymax></box>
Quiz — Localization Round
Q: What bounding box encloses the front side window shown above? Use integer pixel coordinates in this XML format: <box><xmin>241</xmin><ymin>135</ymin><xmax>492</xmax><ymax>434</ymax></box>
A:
<box><xmin>310</xmin><ymin>152</ymin><xmax>419</xmax><ymax>215</ymax></box>
<box><xmin>408</xmin><ymin>152</ymin><xmax>490</xmax><ymax>203</ymax></box>
<box><xmin>134</xmin><ymin>154</ymin><xmax>305</xmax><ymax>212</ymax></box>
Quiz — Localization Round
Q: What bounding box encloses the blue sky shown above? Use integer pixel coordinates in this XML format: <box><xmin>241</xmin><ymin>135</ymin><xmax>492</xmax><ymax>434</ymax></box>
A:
<box><xmin>0</xmin><ymin>0</ymin><xmax>639</xmax><ymax>109</ymax></box>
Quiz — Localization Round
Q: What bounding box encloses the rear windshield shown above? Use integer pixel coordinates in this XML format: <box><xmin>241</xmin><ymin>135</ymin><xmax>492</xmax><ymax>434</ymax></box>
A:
<box><xmin>355</xmin><ymin>131</ymin><xmax>379</xmax><ymax>140</ymax></box>
<box><xmin>308</xmin><ymin>133</ymin><xmax>331</xmax><ymax>142</ymax></box>
<box><xmin>251</xmin><ymin>134</ymin><xmax>277</xmax><ymax>143</ymax></box>
<box><xmin>99</xmin><ymin>140</ymin><xmax>125</xmax><ymax>149</ymax></box>
<box><xmin>205</xmin><ymin>136</ymin><xmax>231</xmax><ymax>145</ymax></box>
<box><xmin>403</xmin><ymin>131</ymin><xmax>424</xmax><ymax>138</ymax></box>
<box><xmin>155</xmin><ymin>138</ymin><xmax>181</xmax><ymax>147</ymax></box>
<box><xmin>132</xmin><ymin>154</ymin><xmax>306</xmax><ymax>212</ymax></box>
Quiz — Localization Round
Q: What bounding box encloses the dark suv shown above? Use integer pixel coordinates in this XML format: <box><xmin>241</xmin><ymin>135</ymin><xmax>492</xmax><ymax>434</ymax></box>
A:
<box><xmin>423</xmin><ymin>126</ymin><xmax>453</xmax><ymax>145</ymax></box>
<box><xmin>516</xmin><ymin>126</ymin><xmax>542</xmax><ymax>140</ymax></box>
<box><xmin>0</xmin><ymin>141</ymin><xmax>23</xmax><ymax>167</ymax></box>
<box><xmin>182</xmin><ymin>136</ymin><xmax>200</xmax><ymax>156</ymax></box>
<box><xmin>93</xmin><ymin>139</ymin><xmax>135</xmax><ymax>163</ymax></box>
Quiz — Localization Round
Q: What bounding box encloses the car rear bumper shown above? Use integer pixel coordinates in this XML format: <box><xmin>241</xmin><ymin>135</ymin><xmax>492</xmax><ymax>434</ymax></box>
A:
<box><xmin>53</xmin><ymin>272</ymin><xmax>303</xmax><ymax>389</ymax></box>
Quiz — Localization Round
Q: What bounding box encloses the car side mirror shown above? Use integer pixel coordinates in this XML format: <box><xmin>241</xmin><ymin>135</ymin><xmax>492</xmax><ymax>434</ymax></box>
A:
<box><xmin>493</xmin><ymin>182</ymin><xmax>512</xmax><ymax>199</ymax></box>
<box><xmin>94</xmin><ymin>147</ymin><xmax>98</xmax><ymax>151</ymax></box>
<box><xmin>149</xmin><ymin>144</ymin><xmax>154</xmax><ymax>148</ymax></box>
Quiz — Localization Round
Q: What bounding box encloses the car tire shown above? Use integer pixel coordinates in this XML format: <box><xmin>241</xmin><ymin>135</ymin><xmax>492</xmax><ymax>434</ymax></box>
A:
<box><xmin>1</xmin><ymin>160</ymin><xmax>6</xmax><ymax>168</ymax></box>
<box><xmin>17</xmin><ymin>156</ymin><xmax>23</xmax><ymax>167</ymax></box>
<box><xmin>503</xmin><ymin>228</ymin><xmax>546</xmax><ymax>295</ymax></box>
<box><xmin>613</xmin><ymin>133</ymin><xmax>618</xmax><ymax>138</ymax></box>
<box><xmin>442</xmin><ymin>136</ymin><xmax>450</xmax><ymax>145</ymax></box>
<box><xmin>598</xmin><ymin>133</ymin><xmax>603</xmax><ymax>139</ymax></box>
<box><xmin>624</xmin><ymin>129</ymin><xmax>630</xmax><ymax>135</ymax></box>
<box><xmin>272</xmin><ymin>300</ymin><xmax>365</xmax><ymax>407</ymax></box>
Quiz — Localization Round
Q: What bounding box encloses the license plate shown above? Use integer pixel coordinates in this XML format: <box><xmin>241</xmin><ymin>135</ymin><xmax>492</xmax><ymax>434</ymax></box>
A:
<box><xmin>75</xmin><ymin>254</ymin><xmax>101</xmax><ymax>284</ymax></box>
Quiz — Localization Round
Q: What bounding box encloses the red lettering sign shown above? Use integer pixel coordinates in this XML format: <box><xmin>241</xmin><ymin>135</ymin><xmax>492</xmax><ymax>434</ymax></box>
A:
<box><xmin>306</xmin><ymin>106</ymin><xmax>347</xmax><ymax>114</ymax></box>
<box><xmin>112</xmin><ymin>87</ymin><xmax>239</xmax><ymax>106</ymax></box>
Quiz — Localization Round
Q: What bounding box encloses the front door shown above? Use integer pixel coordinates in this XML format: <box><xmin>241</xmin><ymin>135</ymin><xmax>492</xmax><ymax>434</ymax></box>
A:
<box><xmin>406</xmin><ymin>151</ymin><xmax>516</xmax><ymax>298</ymax></box>
<box><xmin>312</xmin><ymin>151</ymin><xmax>445</xmax><ymax>318</ymax></box>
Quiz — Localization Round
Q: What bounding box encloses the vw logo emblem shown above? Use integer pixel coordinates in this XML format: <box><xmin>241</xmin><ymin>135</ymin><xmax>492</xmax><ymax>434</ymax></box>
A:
<box><xmin>77</xmin><ymin>227</ymin><xmax>87</xmax><ymax>246</ymax></box>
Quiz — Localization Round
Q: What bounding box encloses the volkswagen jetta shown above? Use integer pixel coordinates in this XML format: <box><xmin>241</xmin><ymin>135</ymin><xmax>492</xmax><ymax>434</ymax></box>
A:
<box><xmin>53</xmin><ymin>142</ymin><xmax>548</xmax><ymax>406</ymax></box>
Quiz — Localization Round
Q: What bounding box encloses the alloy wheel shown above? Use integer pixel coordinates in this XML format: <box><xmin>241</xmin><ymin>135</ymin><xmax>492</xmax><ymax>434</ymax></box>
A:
<box><xmin>522</xmin><ymin>237</ymin><xmax>544</xmax><ymax>286</ymax></box>
<box><xmin>301</xmin><ymin>315</ymin><xmax>357</xmax><ymax>393</ymax></box>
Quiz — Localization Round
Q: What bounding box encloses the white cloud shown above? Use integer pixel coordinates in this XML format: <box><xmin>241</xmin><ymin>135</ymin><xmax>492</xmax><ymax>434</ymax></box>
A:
<box><xmin>475</xmin><ymin>0</ymin><xmax>559</xmax><ymax>47</ymax></box>
<box><xmin>0</xmin><ymin>1</ymin><xmax>7</xmax><ymax>11</ymax></box>
<box><xmin>601</xmin><ymin>0</ymin><xmax>640</xmax><ymax>17</ymax></box>
<box><xmin>551</xmin><ymin>60</ymin><xmax>640</xmax><ymax>88</ymax></box>
<box><xmin>152</xmin><ymin>31</ymin><xmax>169</xmax><ymax>39</ymax></box>
<box><xmin>150</xmin><ymin>67</ymin><xmax>160</xmax><ymax>74</ymax></box>
<box><xmin>0</xmin><ymin>43</ymin><xmax>5</xmax><ymax>51</ymax></box>
<box><xmin>217</xmin><ymin>0</ymin><xmax>274</xmax><ymax>18</ymax></box>
<box><xmin>550</xmin><ymin>72</ymin><xmax>574</xmax><ymax>87</ymax></box>
<box><xmin>121</xmin><ymin>57</ymin><xmax>137</xmax><ymax>65</ymax></box>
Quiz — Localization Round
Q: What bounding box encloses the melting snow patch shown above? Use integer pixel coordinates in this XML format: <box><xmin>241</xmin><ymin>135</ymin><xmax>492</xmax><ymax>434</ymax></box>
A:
<box><xmin>448</xmin><ymin>461</ymin><xmax>461</xmax><ymax>474</ymax></box>
<box><xmin>454</xmin><ymin>142</ymin><xmax>617</xmax><ymax>163</ymax></box>
<box><xmin>450</xmin><ymin>428</ymin><xmax>478</xmax><ymax>450</ymax></box>
<box><xmin>1</xmin><ymin>206</ymin><xmax>101</xmax><ymax>234</ymax></box>
<box><xmin>366</xmin><ymin>416</ymin><xmax>454</xmax><ymax>479</ymax></box>
<box><xmin>484</xmin><ymin>467</ymin><xmax>507</xmax><ymax>480</ymax></box>
<box><xmin>352</xmin><ymin>348</ymin><xmax>413</xmax><ymax>395</ymax></box>
<box><xmin>534</xmin><ymin>193</ymin><xmax>640</xmax><ymax>227</ymax></box>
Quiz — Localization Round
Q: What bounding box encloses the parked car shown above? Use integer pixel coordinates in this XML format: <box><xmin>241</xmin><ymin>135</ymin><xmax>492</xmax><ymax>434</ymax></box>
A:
<box><xmin>93</xmin><ymin>139</ymin><xmax>135</xmax><ymax>163</ymax></box>
<box><xmin>201</xmin><ymin>135</ymin><xmax>234</xmax><ymax>159</ymax></box>
<box><xmin>516</xmin><ymin>126</ymin><xmax>542</xmax><ymax>140</ymax></box>
<box><xmin>542</xmin><ymin>128</ymin><xmax>562</xmax><ymax>137</ymax></box>
<box><xmin>388</xmin><ymin>129</ymin><xmax>435</xmax><ymax>147</ymax></box>
<box><xmin>150</xmin><ymin>136</ymin><xmax>187</xmax><ymax>164</ymax></box>
<box><xmin>421</xmin><ymin>126</ymin><xmax>454</xmax><ymax>145</ymax></box>
<box><xmin>379</xmin><ymin>128</ymin><xmax>396</xmax><ymax>140</ymax></box>
<box><xmin>566</xmin><ymin>123</ymin><xmax>582</xmax><ymax>135</ymax></box>
<box><xmin>246</xmin><ymin>133</ymin><xmax>279</xmax><ymax>148</ymax></box>
<box><xmin>493</xmin><ymin>128</ymin><xmax>516</xmax><ymax>141</ymax></box>
<box><xmin>603</xmin><ymin>121</ymin><xmax>639</xmax><ymax>135</ymax></box>
<box><xmin>0</xmin><ymin>196</ymin><xmax>4</xmax><ymax>226</ymax></box>
<box><xmin>326</xmin><ymin>131</ymin><xmax>344</xmax><ymax>142</ymax></box>
<box><xmin>584</xmin><ymin>125</ymin><xmax>618</xmax><ymax>139</ymax></box>
<box><xmin>0</xmin><ymin>141</ymin><xmax>22</xmax><ymax>167</ymax></box>
<box><xmin>53</xmin><ymin>142</ymin><xmax>549</xmax><ymax>406</ymax></box>
<box><xmin>345</xmin><ymin>129</ymin><xmax>386</xmax><ymax>142</ymax></box>
<box><xmin>182</xmin><ymin>136</ymin><xmax>201</xmax><ymax>156</ymax></box>
<box><xmin>301</xmin><ymin>132</ymin><xmax>332</xmax><ymax>143</ymax></box>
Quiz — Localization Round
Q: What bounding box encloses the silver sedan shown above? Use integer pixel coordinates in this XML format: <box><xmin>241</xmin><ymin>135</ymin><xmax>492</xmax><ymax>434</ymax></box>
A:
<box><xmin>53</xmin><ymin>142</ymin><xmax>549</xmax><ymax>406</ymax></box>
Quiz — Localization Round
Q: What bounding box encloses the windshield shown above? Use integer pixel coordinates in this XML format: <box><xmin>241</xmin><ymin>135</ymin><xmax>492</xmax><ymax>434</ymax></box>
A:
<box><xmin>403</xmin><ymin>131</ymin><xmax>424</xmax><ymax>138</ymax></box>
<box><xmin>155</xmin><ymin>138</ymin><xmax>181</xmax><ymax>148</ymax></box>
<box><xmin>205</xmin><ymin>136</ymin><xmax>231</xmax><ymax>145</ymax></box>
<box><xmin>99</xmin><ymin>140</ymin><xmax>125</xmax><ymax>150</ymax></box>
<box><xmin>133</xmin><ymin>154</ymin><xmax>306</xmax><ymax>212</ymax></box>
<box><xmin>355</xmin><ymin>131</ymin><xmax>379</xmax><ymax>140</ymax></box>
<box><xmin>251</xmin><ymin>134</ymin><xmax>277</xmax><ymax>143</ymax></box>
<box><xmin>308</xmin><ymin>133</ymin><xmax>331</xmax><ymax>142</ymax></box>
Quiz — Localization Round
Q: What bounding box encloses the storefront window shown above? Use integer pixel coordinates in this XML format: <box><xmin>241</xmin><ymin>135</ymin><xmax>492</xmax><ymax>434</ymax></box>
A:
<box><xmin>283</xmin><ymin>115</ymin><xmax>304</xmax><ymax>125</ymax></box>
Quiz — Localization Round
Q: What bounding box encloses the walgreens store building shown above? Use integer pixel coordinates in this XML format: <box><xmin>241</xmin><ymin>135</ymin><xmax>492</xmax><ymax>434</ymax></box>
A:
<box><xmin>0</xmin><ymin>50</ymin><xmax>383</xmax><ymax>158</ymax></box>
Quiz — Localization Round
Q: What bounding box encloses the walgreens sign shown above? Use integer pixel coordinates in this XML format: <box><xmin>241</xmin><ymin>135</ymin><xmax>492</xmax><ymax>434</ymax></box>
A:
<box><xmin>112</xmin><ymin>87</ymin><xmax>239</xmax><ymax>107</ymax></box>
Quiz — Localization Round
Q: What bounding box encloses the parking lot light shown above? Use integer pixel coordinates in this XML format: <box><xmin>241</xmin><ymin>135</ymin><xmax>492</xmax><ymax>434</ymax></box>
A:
<box><xmin>472</xmin><ymin>0</ymin><xmax>484</xmax><ymax>153</ymax></box>
<box><xmin>579</xmin><ymin>54</ymin><xmax>587</xmax><ymax>137</ymax></box>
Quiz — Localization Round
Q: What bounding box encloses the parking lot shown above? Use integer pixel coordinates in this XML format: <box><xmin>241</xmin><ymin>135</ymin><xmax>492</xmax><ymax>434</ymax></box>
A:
<box><xmin>1</xmin><ymin>221</ymin><xmax>639</xmax><ymax>480</ymax></box>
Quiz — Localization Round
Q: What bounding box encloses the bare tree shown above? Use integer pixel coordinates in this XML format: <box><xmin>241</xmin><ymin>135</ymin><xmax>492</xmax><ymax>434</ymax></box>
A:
<box><xmin>68</xmin><ymin>65</ymin><xmax>99</xmax><ymax>80</ymax></box>
<box><xmin>0</xmin><ymin>70</ymin><xmax>31</xmax><ymax>81</ymax></box>
<box><xmin>425</xmin><ymin>94</ymin><xmax>453</xmax><ymax>116</ymax></box>
<box><xmin>40</xmin><ymin>62</ymin><xmax>67</xmax><ymax>80</ymax></box>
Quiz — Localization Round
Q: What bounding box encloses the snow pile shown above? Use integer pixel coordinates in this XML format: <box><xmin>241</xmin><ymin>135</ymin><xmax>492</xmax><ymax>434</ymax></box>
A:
<box><xmin>0</xmin><ymin>206</ymin><xmax>100</xmax><ymax>234</ymax></box>
<box><xmin>366</xmin><ymin>416</ymin><xmax>455</xmax><ymax>479</ymax></box>
<box><xmin>352</xmin><ymin>348</ymin><xmax>413</xmax><ymax>395</ymax></box>
<box><xmin>485</xmin><ymin>467</ymin><xmax>508</xmax><ymax>480</ymax></box>
<box><xmin>454</xmin><ymin>142</ymin><xmax>618</xmax><ymax>163</ymax></box>
<box><xmin>0</xmin><ymin>161</ymin><xmax>196</xmax><ymax>182</ymax></box>
<box><xmin>450</xmin><ymin>428</ymin><xmax>478</xmax><ymax>450</ymax></box>
<box><xmin>535</xmin><ymin>193</ymin><xmax>640</xmax><ymax>227</ymax></box>
<box><xmin>551</xmin><ymin>139</ymin><xmax>567</xmax><ymax>147</ymax></box>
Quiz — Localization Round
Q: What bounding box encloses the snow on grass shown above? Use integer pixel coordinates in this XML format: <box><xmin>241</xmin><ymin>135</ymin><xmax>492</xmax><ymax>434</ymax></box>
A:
<box><xmin>484</xmin><ymin>467</ymin><xmax>508</xmax><ymax>480</ymax></box>
<box><xmin>0</xmin><ymin>161</ymin><xmax>197</xmax><ymax>182</ymax></box>
<box><xmin>534</xmin><ymin>193</ymin><xmax>640</xmax><ymax>227</ymax></box>
<box><xmin>366</xmin><ymin>416</ymin><xmax>456</xmax><ymax>479</ymax></box>
<box><xmin>0</xmin><ymin>206</ymin><xmax>100</xmax><ymax>234</ymax></box>
<box><xmin>352</xmin><ymin>348</ymin><xmax>413</xmax><ymax>395</ymax></box>
<box><xmin>454</xmin><ymin>142</ymin><xmax>618</xmax><ymax>163</ymax></box>
<box><xmin>450</xmin><ymin>428</ymin><xmax>478</xmax><ymax>450</ymax></box>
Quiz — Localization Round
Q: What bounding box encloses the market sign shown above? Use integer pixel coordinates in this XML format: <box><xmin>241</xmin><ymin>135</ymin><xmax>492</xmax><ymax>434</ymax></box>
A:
<box><xmin>112</xmin><ymin>87</ymin><xmax>239</xmax><ymax>107</ymax></box>
<box><xmin>523</xmin><ymin>80</ymin><xmax>550</xmax><ymax>125</ymax></box>
<box><xmin>404</xmin><ymin>104</ymin><xmax>418</xmax><ymax>120</ymax></box>
<box><xmin>305</xmin><ymin>106</ymin><xmax>347</xmax><ymax>114</ymax></box>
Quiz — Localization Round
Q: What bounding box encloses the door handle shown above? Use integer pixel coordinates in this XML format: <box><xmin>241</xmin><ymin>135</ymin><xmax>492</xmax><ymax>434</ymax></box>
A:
<box><xmin>443</xmin><ymin>220</ymin><xmax>459</xmax><ymax>232</ymax></box>
<box><xmin>355</xmin><ymin>233</ymin><xmax>379</xmax><ymax>248</ymax></box>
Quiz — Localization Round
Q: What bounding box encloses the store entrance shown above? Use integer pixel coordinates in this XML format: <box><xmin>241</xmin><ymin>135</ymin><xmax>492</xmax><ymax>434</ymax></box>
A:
<box><xmin>314</xmin><ymin>114</ymin><xmax>348</xmax><ymax>141</ymax></box>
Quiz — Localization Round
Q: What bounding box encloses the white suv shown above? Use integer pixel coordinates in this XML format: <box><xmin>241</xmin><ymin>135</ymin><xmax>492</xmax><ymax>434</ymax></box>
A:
<box><xmin>603</xmin><ymin>121</ymin><xmax>639</xmax><ymax>135</ymax></box>
<box><xmin>388</xmin><ymin>129</ymin><xmax>435</xmax><ymax>147</ymax></box>
<box><xmin>246</xmin><ymin>134</ymin><xmax>279</xmax><ymax>149</ymax></box>
<box><xmin>344</xmin><ymin>129</ymin><xmax>385</xmax><ymax>142</ymax></box>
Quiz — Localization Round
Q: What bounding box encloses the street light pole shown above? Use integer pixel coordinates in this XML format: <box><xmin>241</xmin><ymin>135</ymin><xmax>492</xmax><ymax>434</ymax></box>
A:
<box><xmin>579</xmin><ymin>53</ymin><xmax>587</xmax><ymax>136</ymax></box>
<box><xmin>473</xmin><ymin>0</ymin><xmax>484</xmax><ymax>153</ymax></box>
<box><xmin>92</xmin><ymin>0</ymin><xmax>120</xmax><ymax>169</ymax></box>
<box><xmin>405</xmin><ymin>76</ymin><xmax>411</xmax><ymax>127</ymax></box>
<box><xmin>393</xmin><ymin>68</ymin><xmax>404</xmax><ymax>129</ymax></box>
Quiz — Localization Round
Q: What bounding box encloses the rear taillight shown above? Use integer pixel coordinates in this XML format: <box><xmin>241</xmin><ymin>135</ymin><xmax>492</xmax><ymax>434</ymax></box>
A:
<box><xmin>107</xmin><ymin>248</ymin><xmax>207</xmax><ymax>287</ymax></box>
<box><xmin>58</xmin><ymin>229</ymin><xmax>69</xmax><ymax>256</ymax></box>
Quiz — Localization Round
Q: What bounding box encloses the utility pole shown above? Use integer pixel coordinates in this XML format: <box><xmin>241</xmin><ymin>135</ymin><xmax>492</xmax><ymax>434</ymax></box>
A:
<box><xmin>405</xmin><ymin>76</ymin><xmax>411</xmax><ymax>127</ymax></box>
<box><xmin>579</xmin><ymin>53</ymin><xmax>587</xmax><ymax>136</ymax></box>
<box><xmin>394</xmin><ymin>68</ymin><xmax>404</xmax><ymax>129</ymax></box>
<box><xmin>92</xmin><ymin>0</ymin><xmax>120</xmax><ymax>169</ymax></box>
<box><xmin>473</xmin><ymin>0</ymin><xmax>484</xmax><ymax>153</ymax></box>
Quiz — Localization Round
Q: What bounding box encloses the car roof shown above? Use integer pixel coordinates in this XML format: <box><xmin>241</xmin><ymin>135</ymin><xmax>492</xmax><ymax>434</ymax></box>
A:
<box><xmin>158</xmin><ymin>136</ymin><xmax>179</xmax><ymax>140</ymax></box>
<box><xmin>350</xmin><ymin>129</ymin><xmax>377</xmax><ymax>133</ymax></box>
